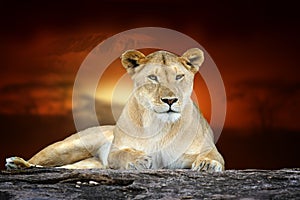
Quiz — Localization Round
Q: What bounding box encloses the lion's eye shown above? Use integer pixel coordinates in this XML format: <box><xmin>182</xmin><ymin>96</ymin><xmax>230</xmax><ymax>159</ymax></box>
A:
<box><xmin>176</xmin><ymin>74</ymin><xmax>185</xmax><ymax>80</ymax></box>
<box><xmin>148</xmin><ymin>75</ymin><xmax>158</xmax><ymax>82</ymax></box>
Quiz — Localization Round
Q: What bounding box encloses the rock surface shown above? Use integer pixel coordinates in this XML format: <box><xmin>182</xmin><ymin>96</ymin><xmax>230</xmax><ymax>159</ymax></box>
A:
<box><xmin>0</xmin><ymin>168</ymin><xmax>299</xmax><ymax>199</ymax></box>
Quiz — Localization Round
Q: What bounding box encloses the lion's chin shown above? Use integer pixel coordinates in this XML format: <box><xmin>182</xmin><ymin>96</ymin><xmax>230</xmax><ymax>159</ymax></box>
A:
<box><xmin>156</xmin><ymin>112</ymin><xmax>181</xmax><ymax>123</ymax></box>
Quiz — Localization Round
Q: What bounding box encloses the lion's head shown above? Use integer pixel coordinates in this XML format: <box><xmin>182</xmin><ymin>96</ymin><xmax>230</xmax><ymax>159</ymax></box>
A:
<box><xmin>121</xmin><ymin>48</ymin><xmax>204</xmax><ymax>123</ymax></box>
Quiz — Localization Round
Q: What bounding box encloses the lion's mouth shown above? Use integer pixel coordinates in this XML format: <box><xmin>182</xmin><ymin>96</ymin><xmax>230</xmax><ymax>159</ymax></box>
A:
<box><xmin>154</xmin><ymin>109</ymin><xmax>179</xmax><ymax>114</ymax></box>
<box><xmin>166</xmin><ymin>109</ymin><xmax>179</xmax><ymax>113</ymax></box>
<box><xmin>153</xmin><ymin>105</ymin><xmax>180</xmax><ymax>114</ymax></box>
<box><xmin>153</xmin><ymin>106</ymin><xmax>181</xmax><ymax>122</ymax></box>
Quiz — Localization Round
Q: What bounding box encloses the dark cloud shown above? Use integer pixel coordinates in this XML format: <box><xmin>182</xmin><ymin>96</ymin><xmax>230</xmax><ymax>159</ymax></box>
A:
<box><xmin>237</xmin><ymin>79</ymin><xmax>300</xmax><ymax>94</ymax></box>
<box><xmin>228</xmin><ymin>78</ymin><xmax>300</xmax><ymax>130</ymax></box>
<box><xmin>0</xmin><ymin>80</ymin><xmax>74</xmax><ymax>115</ymax></box>
<box><xmin>0</xmin><ymin>80</ymin><xmax>73</xmax><ymax>93</ymax></box>
<box><xmin>1</xmin><ymin>1</ymin><xmax>299</xmax><ymax>40</ymax></box>
<box><xmin>47</xmin><ymin>33</ymin><xmax>108</xmax><ymax>56</ymax></box>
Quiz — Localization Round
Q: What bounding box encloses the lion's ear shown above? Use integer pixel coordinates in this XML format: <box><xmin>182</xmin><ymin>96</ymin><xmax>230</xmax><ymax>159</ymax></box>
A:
<box><xmin>181</xmin><ymin>48</ymin><xmax>204</xmax><ymax>74</ymax></box>
<box><xmin>121</xmin><ymin>50</ymin><xmax>146</xmax><ymax>75</ymax></box>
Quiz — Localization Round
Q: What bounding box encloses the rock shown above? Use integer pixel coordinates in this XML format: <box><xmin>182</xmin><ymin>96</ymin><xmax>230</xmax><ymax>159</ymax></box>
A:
<box><xmin>0</xmin><ymin>168</ymin><xmax>299</xmax><ymax>199</ymax></box>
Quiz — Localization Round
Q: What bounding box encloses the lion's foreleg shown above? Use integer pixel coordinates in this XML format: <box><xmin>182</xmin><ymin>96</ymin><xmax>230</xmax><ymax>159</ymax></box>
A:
<box><xmin>108</xmin><ymin>148</ymin><xmax>152</xmax><ymax>170</ymax></box>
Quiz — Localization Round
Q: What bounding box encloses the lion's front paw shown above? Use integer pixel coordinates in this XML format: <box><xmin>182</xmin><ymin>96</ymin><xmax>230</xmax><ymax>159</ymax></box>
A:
<box><xmin>126</xmin><ymin>154</ymin><xmax>152</xmax><ymax>170</ymax></box>
<box><xmin>192</xmin><ymin>158</ymin><xmax>223</xmax><ymax>172</ymax></box>
<box><xmin>109</xmin><ymin>148</ymin><xmax>153</xmax><ymax>170</ymax></box>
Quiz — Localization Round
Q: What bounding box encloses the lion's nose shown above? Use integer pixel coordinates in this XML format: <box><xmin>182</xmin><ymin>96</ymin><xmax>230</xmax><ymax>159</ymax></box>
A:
<box><xmin>161</xmin><ymin>98</ymin><xmax>178</xmax><ymax>106</ymax></box>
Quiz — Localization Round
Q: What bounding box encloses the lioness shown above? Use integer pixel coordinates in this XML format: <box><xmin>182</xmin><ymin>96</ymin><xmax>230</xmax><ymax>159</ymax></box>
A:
<box><xmin>6</xmin><ymin>48</ymin><xmax>224</xmax><ymax>172</ymax></box>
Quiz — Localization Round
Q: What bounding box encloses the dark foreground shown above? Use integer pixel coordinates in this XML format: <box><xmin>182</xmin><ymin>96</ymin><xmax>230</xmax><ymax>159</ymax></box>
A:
<box><xmin>0</xmin><ymin>168</ymin><xmax>299</xmax><ymax>199</ymax></box>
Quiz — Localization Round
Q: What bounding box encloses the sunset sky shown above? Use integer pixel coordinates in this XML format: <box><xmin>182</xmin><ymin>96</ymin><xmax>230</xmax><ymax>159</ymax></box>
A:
<box><xmin>0</xmin><ymin>1</ymin><xmax>299</xmax><ymax>169</ymax></box>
